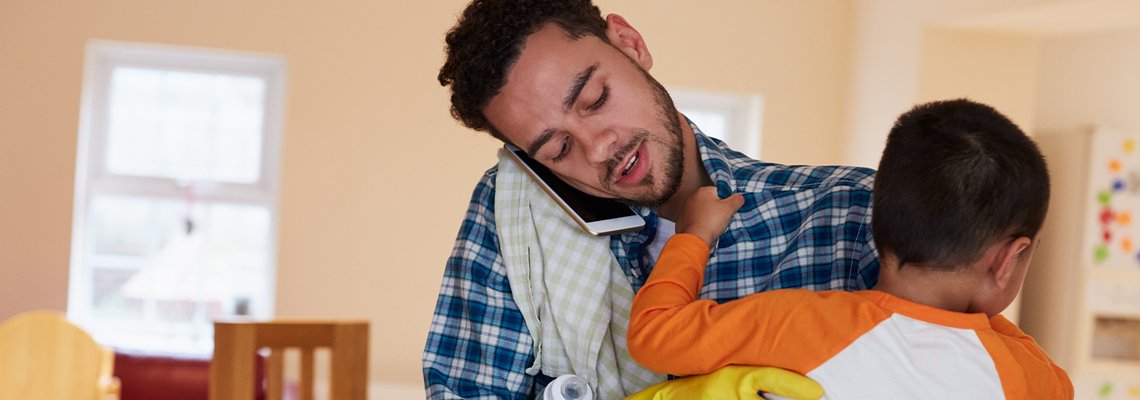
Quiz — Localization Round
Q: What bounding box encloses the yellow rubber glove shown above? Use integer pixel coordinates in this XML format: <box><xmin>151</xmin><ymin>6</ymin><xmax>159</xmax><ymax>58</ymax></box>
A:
<box><xmin>624</xmin><ymin>365</ymin><xmax>824</xmax><ymax>400</ymax></box>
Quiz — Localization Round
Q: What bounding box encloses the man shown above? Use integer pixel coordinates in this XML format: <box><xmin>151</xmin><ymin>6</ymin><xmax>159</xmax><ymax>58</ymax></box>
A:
<box><xmin>425</xmin><ymin>0</ymin><xmax>878</xmax><ymax>398</ymax></box>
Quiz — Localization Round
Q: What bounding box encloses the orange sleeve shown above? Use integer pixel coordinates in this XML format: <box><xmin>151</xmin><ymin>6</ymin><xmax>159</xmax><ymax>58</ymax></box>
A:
<box><xmin>978</xmin><ymin>315</ymin><xmax>1074</xmax><ymax>399</ymax></box>
<box><xmin>627</xmin><ymin>234</ymin><xmax>891</xmax><ymax>376</ymax></box>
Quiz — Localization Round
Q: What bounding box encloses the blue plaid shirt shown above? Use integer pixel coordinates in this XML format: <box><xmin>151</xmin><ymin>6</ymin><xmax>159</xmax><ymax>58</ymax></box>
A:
<box><xmin>424</xmin><ymin>130</ymin><xmax>879</xmax><ymax>399</ymax></box>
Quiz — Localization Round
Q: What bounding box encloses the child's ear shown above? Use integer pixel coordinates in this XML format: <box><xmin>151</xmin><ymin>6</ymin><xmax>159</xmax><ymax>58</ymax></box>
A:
<box><xmin>604</xmin><ymin>14</ymin><xmax>653</xmax><ymax>70</ymax></box>
<box><xmin>991</xmin><ymin>236</ymin><xmax>1033</xmax><ymax>290</ymax></box>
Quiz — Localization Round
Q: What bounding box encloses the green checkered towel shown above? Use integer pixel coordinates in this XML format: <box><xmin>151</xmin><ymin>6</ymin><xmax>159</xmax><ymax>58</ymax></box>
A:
<box><xmin>494</xmin><ymin>149</ymin><xmax>664</xmax><ymax>399</ymax></box>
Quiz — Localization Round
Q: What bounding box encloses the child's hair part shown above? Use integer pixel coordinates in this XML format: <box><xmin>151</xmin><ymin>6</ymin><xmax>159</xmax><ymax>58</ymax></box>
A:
<box><xmin>872</xmin><ymin>99</ymin><xmax>1050</xmax><ymax>270</ymax></box>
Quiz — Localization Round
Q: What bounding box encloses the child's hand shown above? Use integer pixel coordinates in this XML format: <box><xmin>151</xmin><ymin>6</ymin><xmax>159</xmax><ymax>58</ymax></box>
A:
<box><xmin>676</xmin><ymin>186</ymin><xmax>744</xmax><ymax>248</ymax></box>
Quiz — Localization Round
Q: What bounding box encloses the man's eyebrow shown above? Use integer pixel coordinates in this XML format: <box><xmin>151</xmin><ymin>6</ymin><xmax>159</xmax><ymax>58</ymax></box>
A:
<box><xmin>527</xmin><ymin>128</ymin><xmax>557</xmax><ymax>158</ymax></box>
<box><xmin>562</xmin><ymin>63</ymin><xmax>599</xmax><ymax>112</ymax></box>
<box><xmin>526</xmin><ymin>63</ymin><xmax>599</xmax><ymax>157</ymax></box>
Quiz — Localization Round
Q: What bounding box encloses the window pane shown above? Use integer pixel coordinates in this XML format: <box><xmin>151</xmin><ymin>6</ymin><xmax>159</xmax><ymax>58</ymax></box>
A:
<box><xmin>682</xmin><ymin>109</ymin><xmax>729</xmax><ymax>141</ymax></box>
<box><xmin>87</xmin><ymin>194</ymin><xmax>272</xmax><ymax>323</ymax></box>
<box><xmin>106</xmin><ymin>67</ymin><xmax>265</xmax><ymax>183</ymax></box>
<box><xmin>92</xmin><ymin>268</ymin><xmax>146</xmax><ymax>320</ymax></box>
<box><xmin>90</xmin><ymin>194</ymin><xmax>182</xmax><ymax>257</ymax></box>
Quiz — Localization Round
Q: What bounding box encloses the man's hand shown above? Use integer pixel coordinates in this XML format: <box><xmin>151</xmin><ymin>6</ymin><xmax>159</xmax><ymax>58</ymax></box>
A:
<box><xmin>676</xmin><ymin>186</ymin><xmax>744</xmax><ymax>247</ymax></box>
<box><xmin>625</xmin><ymin>365</ymin><xmax>824</xmax><ymax>400</ymax></box>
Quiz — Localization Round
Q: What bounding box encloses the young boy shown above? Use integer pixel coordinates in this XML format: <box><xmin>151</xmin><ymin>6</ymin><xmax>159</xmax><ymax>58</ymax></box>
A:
<box><xmin>627</xmin><ymin>99</ymin><xmax>1073</xmax><ymax>399</ymax></box>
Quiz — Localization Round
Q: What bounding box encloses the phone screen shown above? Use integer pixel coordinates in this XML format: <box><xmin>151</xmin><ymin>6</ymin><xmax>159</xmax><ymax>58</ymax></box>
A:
<box><xmin>508</xmin><ymin>147</ymin><xmax>638</xmax><ymax>222</ymax></box>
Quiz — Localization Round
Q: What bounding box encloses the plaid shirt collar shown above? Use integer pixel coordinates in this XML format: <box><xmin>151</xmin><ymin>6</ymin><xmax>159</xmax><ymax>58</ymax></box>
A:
<box><xmin>613</xmin><ymin>122</ymin><xmax>734</xmax><ymax>291</ymax></box>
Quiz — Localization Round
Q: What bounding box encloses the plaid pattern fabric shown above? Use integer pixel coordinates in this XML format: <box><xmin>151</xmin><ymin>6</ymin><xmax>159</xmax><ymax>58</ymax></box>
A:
<box><xmin>494</xmin><ymin>149</ymin><xmax>664</xmax><ymax>399</ymax></box>
<box><xmin>424</xmin><ymin>128</ymin><xmax>879</xmax><ymax>399</ymax></box>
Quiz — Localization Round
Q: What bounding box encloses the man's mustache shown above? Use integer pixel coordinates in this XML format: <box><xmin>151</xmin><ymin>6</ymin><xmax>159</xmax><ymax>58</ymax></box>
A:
<box><xmin>603</xmin><ymin>130</ymin><xmax>650</xmax><ymax>184</ymax></box>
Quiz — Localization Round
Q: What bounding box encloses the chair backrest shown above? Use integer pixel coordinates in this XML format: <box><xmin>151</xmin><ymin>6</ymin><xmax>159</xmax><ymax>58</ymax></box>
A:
<box><xmin>210</xmin><ymin>320</ymin><xmax>369</xmax><ymax>400</ymax></box>
<box><xmin>0</xmin><ymin>311</ymin><xmax>118</xmax><ymax>400</ymax></box>
<box><xmin>115</xmin><ymin>349</ymin><xmax>269</xmax><ymax>400</ymax></box>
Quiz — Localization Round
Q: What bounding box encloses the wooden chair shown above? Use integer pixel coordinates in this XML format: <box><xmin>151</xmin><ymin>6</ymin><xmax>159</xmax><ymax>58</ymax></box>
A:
<box><xmin>0</xmin><ymin>311</ymin><xmax>120</xmax><ymax>400</ymax></box>
<box><xmin>210</xmin><ymin>319</ymin><xmax>369</xmax><ymax>400</ymax></box>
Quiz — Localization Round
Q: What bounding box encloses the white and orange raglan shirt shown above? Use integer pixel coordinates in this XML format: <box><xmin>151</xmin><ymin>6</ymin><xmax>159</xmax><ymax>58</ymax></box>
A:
<box><xmin>628</xmin><ymin>234</ymin><xmax>1074</xmax><ymax>400</ymax></box>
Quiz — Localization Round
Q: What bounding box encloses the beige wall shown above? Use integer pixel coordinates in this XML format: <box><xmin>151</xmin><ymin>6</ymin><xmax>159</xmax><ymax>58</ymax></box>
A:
<box><xmin>0</xmin><ymin>0</ymin><xmax>856</xmax><ymax>390</ymax></box>
<box><xmin>917</xmin><ymin>29</ymin><xmax>1041</xmax><ymax>133</ymax></box>
<box><xmin>607</xmin><ymin>0</ymin><xmax>855</xmax><ymax>165</ymax></box>
<box><xmin>1033</xmin><ymin>29</ymin><xmax>1140</xmax><ymax>134</ymax></box>
<box><xmin>843</xmin><ymin>0</ymin><xmax>1140</xmax><ymax>168</ymax></box>
<box><xmin>1021</xmin><ymin>27</ymin><xmax>1140</xmax><ymax>371</ymax></box>
<box><xmin>842</xmin><ymin>0</ymin><xmax>1069</xmax><ymax>168</ymax></box>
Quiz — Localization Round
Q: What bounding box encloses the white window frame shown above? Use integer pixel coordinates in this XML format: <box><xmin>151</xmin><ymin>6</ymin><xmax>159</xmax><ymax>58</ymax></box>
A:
<box><xmin>671</xmin><ymin>88</ymin><xmax>764</xmax><ymax>159</ymax></box>
<box><xmin>68</xmin><ymin>40</ymin><xmax>285</xmax><ymax>354</ymax></box>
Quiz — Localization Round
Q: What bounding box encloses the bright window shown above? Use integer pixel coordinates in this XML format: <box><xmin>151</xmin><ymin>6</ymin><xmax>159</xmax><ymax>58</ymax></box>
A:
<box><xmin>69</xmin><ymin>41</ymin><xmax>285</xmax><ymax>354</ymax></box>
<box><xmin>671</xmin><ymin>88</ymin><xmax>764</xmax><ymax>159</ymax></box>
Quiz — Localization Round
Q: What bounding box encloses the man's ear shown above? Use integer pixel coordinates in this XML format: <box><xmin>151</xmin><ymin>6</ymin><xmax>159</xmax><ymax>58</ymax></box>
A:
<box><xmin>605</xmin><ymin>14</ymin><xmax>653</xmax><ymax>70</ymax></box>
<box><xmin>991</xmin><ymin>236</ymin><xmax>1033</xmax><ymax>290</ymax></box>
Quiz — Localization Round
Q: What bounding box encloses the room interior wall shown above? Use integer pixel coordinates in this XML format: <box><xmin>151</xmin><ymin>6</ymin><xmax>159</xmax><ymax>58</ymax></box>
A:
<box><xmin>0</xmin><ymin>0</ymin><xmax>857</xmax><ymax>390</ymax></box>
<box><xmin>842</xmin><ymin>0</ymin><xmax>1074</xmax><ymax>168</ymax></box>
<box><xmin>608</xmin><ymin>0</ymin><xmax>855</xmax><ymax>166</ymax></box>
<box><xmin>1020</xmin><ymin>27</ymin><xmax>1140</xmax><ymax>370</ymax></box>
<box><xmin>1032</xmin><ymin>29</ymin><xmax>1140</xmax><ymax>135</ymax></box>
<box><xmin>916</xmin><ymin>29</ymin><xmax>1041</xmax><ymax>133</ymax></box>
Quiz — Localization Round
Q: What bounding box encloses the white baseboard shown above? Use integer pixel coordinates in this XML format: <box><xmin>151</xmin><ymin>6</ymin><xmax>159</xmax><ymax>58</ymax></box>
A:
<box><xmin>304</xmin><ymin>380</ymin><xmax>423</xmax><ymax>400</ymax></box>
<box><xmin>370</xmin><ymin>381</ymin><xmax>424</xmax><ymax>400</ymax></box>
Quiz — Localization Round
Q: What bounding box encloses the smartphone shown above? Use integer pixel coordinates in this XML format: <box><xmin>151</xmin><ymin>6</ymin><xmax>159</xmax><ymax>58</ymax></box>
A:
<box><xmin>504</xmin><ymin>144</ymin><xmax>645</xmax><ymax>236</ymax></box>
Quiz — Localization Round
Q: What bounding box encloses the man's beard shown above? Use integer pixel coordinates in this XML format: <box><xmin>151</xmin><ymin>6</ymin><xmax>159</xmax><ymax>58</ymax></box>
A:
<box><xmin>607</xmin><ymin>68</ymin><xmax>685</xmax><ymax>208</ymax></box>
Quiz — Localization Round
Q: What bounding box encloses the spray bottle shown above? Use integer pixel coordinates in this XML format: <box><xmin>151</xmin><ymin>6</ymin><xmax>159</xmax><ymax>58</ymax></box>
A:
<box><xmin>542</xmin><ymin>374</ymin><xmax>594</xmax><ymax>400</ymax></box>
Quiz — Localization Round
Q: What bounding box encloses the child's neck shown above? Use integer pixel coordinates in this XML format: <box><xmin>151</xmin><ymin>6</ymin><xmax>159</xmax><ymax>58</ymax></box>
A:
<box><xmin>875</xmin><ymin>260</ymin><xmax>979</xmax><ymax>314</ymax></box>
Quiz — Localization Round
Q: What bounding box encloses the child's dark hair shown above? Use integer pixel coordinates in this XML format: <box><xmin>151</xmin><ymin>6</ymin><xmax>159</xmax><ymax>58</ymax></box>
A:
<box><xmin>438</xmin><ymin>0</ymin><xmax>608</xmax><ymax>141</ymax></box>
<box><xmin>872</xmin><ymin>99</ymin><xmax>1050</xmax><ymax>270</ymax></box>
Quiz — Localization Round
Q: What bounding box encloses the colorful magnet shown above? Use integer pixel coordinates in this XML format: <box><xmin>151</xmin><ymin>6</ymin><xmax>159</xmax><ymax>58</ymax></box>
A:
<box><xmin>1099</xmin><ymin>191</ymin><xmax>1113</xmax><ymax>205</ymax></box>
<box><xmin>1125</xmin><ymin>237</ymin><xmax>1134</xmax><ymax>252</ymax></box>
<box><xmin>1120</xmin><ymin>212</ymin><xmax>1133</xmax><ymax>226</ymax></box>
<box><xmin>1111</xmin><ymin>159</ymin><xmax>1123</xmax><ymax>173</ymax></box>
<box><xmin>1102</xmin><ymin>209</ymin><xmax>1115</xmax><ymax>224</ymax></box>
<box><xmin>1095</xmin><ymin>245</ymin><xmax>1109</xmax><ymax>263</ymax></box>
<box><xmin>1100</xmin><ymin>381</ymin><xmax>1114</xmax><ymax>398</ymax></box>
<box><xmin>1114</xmin><ymin>179</ymin><xmax>1127</xmax><ymax>192</ymax></box>
<box><xmin>1126</xmin><ymin>139</ymin><xmax>1136</xmax><ymax>154</ymax></box>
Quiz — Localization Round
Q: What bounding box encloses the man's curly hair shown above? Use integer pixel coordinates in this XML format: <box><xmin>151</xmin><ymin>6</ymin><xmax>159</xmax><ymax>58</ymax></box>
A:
<box><xmin>438</xmin><ymin>0</ymin><xmax>609</xmax><ymax>141</ymax></box>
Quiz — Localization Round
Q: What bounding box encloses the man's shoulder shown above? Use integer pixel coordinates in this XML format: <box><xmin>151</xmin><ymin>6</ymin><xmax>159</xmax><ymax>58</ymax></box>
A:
<box><xmin>454</xmin><ymin>165</ymin><xmax>501</xmax><ymax>228</ymax></box>
<box><xmin>699</xmin><ymin>136</ymin><xmax>874</xmax><ymax>193</ymax></box>
<box><xmin>480</xmin><ymin>164</ymin><xmax>500</xmax><ymax>184</ymax></box>
<box><xmin>729</xmin><ymin>157</ymin><xmax>875</xmax><ymax>194</ymax></box>
<box><xmin>468</xmin><ymin>164</ymin><xmax>500</xmax><ymax>201</ymax></box>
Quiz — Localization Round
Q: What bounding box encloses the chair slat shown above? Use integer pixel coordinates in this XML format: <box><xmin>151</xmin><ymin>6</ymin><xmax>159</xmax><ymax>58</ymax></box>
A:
<box><xmin>266</xmin><ymin>348</ymin><xmax>284</xmax><ymax>400</ymax></box>
<box><xmin>210</xmin><ymin>320</ymin><xmax>368</xmax><ymax>400</ymax></box>
<box><xmin>300</xmin><ymin>348</ymin><xmax>314</xmax><ymax>400</ymax></box>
